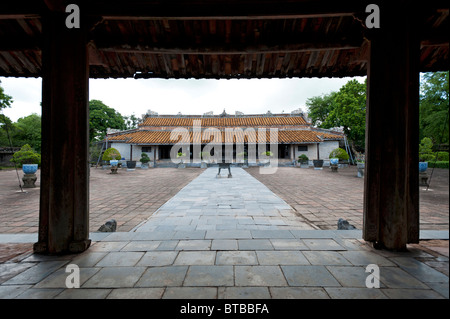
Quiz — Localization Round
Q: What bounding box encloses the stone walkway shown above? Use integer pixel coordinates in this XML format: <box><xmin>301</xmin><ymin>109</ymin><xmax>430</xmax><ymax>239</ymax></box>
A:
<box><xmin>0</xmin><ymin>167</ymin><xmax>448</xmax><ymax>300</ymax></box>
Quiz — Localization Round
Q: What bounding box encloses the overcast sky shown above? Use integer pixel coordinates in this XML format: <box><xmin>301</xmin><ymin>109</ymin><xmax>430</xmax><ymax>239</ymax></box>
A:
<box><xmin>1</xmin><ymin>76</ymin><xmax>365</xmax><ymax>122</ymax></box>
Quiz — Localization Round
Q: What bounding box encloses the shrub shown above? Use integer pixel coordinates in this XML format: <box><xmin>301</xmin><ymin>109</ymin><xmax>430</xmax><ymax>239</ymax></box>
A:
<box><xmin>10</xmin><ymin>144</ymin><xmax>41</xmax><ymax>166</ymax></box>
<box><xmin>102</xmin><ymin>148</ymin><xmax>121</xmax><ymax>161</ymax></box>
<box><xmin>260</xmin><ymin>151</ymin><xmax>274</xmax><ymax>157</ymax></box>
<box><xmin>419</xmin><ymin>137</ymin><xmax>434</xmax><ymax>162</ymax></box>
<box><xmin>427</xmin><ymin>161</ymin><xmax>449</xmax><ymax>169</ymax></box>
<box><xmin>328</xmin><ymin>148</ymin><xmax>349</xmax><ymax>161</ymax></box>
<box><xmin>435</xmin><ymin>152</ymin><xmax>449</xmax><ymax>162</ymax></box>
<box><xmin>200</xmin><ymin>151</ymin><xmax>211</xmax><ymax>160</ymax></box>
<box><xmin>140</xmin><ymin>152</ymin><xmax>150</xmax><ymax>163</ymax></box>
<box><xmin>298</xmin><ymin>154</ymin><xmax>309</xmax><ymax>162</ymax></box>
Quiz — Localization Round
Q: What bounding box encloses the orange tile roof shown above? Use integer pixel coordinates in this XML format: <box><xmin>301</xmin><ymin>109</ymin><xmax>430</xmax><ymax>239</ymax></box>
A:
<box><xmin>139</xmin><ymin>116</ymin><xmax>308</xmax><ymax>128</ymax></box>
<box><xmin>316</xmin><ymin>132</ymin><xmax>344</xmax><ymax>140</ymax></box>
<box><xmin>108</xmin><ymin>129</ymin><xmax>328</xmax><ymax>145</ymax></box>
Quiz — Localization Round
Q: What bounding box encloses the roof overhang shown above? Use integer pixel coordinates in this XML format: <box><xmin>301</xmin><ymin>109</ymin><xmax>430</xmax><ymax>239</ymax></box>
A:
<box><xmin>0</xmin><ymin>0</ymin><xmax>448</xmax><ymax>79</ymax></box>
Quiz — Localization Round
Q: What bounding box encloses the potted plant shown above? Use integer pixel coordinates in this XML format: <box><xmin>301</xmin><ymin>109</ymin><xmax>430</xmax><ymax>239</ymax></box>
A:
<box><xmin>10</xmin><ymin>144</ymin><xmax>41</xmax><ymax>172</ymax></box>
<box><xmin>177</xmin><ymin>151</ymin><xmax>186</xmax><ymax>168</ymax></box>
<box><xmin>140</xmin><ymin>152</ymin><xmax>151</xmax><ymax>169</ymax></box>
<box><xmin>418</xmin><ymin>137</ymin><xmax>435</xmax><ymax>173</ymax></box>
<box><xmin>102</xmin><ymin>147</ymin><xmax>121</xmax><ymax>174</ymax></box>
<box><xmin>260</xmin><ymin>150</ymin><xmax>273</xmax><ymax>166</ymax></box>
<box><xmin>10</xmin><ymin>144</ymin><xmax>41</xmax><ymax>187</ymax></box>
<box><xmin>237</xmin><ymin>151</ymin><xmax>248</xmax><ymax>167</ymax></box>
<box><xmin>329</xmin><ymin>148</ymin><xmax>349</xmax><ymax>166</ymax></box>
<box><xmin>298</xmin><ymin>154</ymin><xmax>309</xmax><ymax>168</ymax></box>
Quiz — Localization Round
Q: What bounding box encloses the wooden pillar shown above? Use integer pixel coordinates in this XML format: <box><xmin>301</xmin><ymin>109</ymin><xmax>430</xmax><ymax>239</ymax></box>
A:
<box><xmin>34</xmin><ymin>7</ymin><xmax>91</xmax><ymax>254</ymax></box>
<box><xmin>363</xmin><ymin>1</ymin><xmax>420</xmax><ymax>250</ymax></box>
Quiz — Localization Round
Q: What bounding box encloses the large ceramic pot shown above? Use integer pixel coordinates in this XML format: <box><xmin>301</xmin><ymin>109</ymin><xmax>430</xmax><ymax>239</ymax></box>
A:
<box><xmin>419</xmin><ymin>162</ymin><xmax>428</xmax><ymax>173</ymax></box>
<box><xmin>330</xmin><ymin>158</ymin><xmax>339</xmax><ymax>165</ymax></box>
<box><xmin>313</xmin><ymin>159</ymin><xmax>323</xmax><ymax>169</ymax></box>
<box><xmin>22</xmin><ymin>164</ymin><xmax>38</xmax><ymax>174</ymax></box>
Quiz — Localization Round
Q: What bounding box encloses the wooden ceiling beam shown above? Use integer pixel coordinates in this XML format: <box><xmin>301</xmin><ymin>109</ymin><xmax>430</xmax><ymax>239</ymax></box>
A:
<box><xmin>89</xmin><ymin>0</ymin><xmax>364</xmax><ymax>20</ymax></box>
<box><xmin>96</xmin><ymin>41</ymin><xmax>362</xmax><ymax>55</ymax></box>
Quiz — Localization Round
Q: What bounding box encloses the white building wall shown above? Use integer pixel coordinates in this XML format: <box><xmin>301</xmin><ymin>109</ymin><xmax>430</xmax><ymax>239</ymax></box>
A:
<box><xmin>110</xmin><ymin>143</ymin><xmax>160</xmax><ymax>164</ymax></box>
<box><xmin>293</xmin><ymin>141</ymin><xmax>340</xmax><ymax>165</ymax></box>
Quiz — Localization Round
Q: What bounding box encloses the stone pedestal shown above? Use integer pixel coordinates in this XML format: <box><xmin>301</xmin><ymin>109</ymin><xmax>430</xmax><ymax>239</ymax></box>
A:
<box><xmin>22</xmin><ymin>173</ymin><xmax>37</xmax><ymax>188</ymax></box>
<box><xmin>419</xmin><ymin>172</ymin><xmax>429</xmax><ymax>187</ymax></box>
<box><xmin>330</xmin><ymin>164</ymin><xmax>338</xmax><ymax>172</ymax></box>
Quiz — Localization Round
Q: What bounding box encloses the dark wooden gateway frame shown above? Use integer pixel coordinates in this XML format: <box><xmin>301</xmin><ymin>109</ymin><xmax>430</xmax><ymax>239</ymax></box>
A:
<box><xmin>0</xmin><ymin>0</ymin><xmax>448</xmax><ymax>253</ymax></box>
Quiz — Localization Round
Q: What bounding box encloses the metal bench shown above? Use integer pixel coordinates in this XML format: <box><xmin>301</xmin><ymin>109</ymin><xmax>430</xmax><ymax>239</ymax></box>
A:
<box><xmin>217</xmin><ymin>162</ymin><xmax>232</xmax><ymax>178</ymax></box>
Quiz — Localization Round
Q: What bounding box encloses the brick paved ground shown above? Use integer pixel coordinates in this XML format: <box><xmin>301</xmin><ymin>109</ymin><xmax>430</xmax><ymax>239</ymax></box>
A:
<box><xmin>246</xmin><ymin>166</ymin><xmax>449</xmax><ymax>231</ymax></box>
<box><xmin>0</xmin><ymin>166</ymin><xmax>448</xmax><ymax>234</ymax></box>
<box><xmin>0</xmin><ymin>167</ymin><xmax>204</xmax><ymax>233</ymax></box>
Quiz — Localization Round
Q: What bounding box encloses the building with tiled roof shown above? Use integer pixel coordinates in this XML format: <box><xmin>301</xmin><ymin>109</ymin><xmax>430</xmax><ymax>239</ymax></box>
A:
<box><xmin>105</xmin><ymin>111</ymin><xmax>344</xmax><ymax>166</ymax></box>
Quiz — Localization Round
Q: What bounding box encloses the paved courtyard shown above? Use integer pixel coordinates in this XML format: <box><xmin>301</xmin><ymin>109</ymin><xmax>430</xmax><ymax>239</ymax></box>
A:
<box><xmin>247</xmin><ymin>166</ymin><xmax>449</xmax><ymax>231</ymax></box>
<box><xmin>0</xmin><ymin>167</ymin><xmax>204</xmax><ymax>233</ymax></box>
<box><xmin>0</xmin><ymin>166</ymin><xmax>448</xmax><ymax>300</ymax></box>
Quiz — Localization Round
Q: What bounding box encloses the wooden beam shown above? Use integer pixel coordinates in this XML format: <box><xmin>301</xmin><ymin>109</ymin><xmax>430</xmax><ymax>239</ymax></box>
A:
<box><xmin>96</xmin><ymin>40</ymin><xmax>362</xmax><ymax>55</ymax></box>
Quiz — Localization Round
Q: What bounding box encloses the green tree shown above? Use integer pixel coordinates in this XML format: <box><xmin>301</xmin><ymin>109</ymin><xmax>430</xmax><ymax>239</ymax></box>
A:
<box><xmin>12</xmin><ymin>113</ymin><xmax>41</xmax><ymax>153</ymax></box>
<box><xmin>0</xmin><ymin>80</ymin><xmax>13</xmax><ymax>110</ymax></box>
<box><xmin>0</xmin><ymin>81</ymin><xmax>15</xmax><ymax>147</ymax></box>
<box><xmin>89</xmin><ymin>100</ymin><xmax>126</xmax><ymax>142</ymax></box>
<box><xmin>306</xmin><ymin>92</ymin><xmax>337</xmax><ymax>127</ymax></box>
<box><xmin>123</xmin><ymin>114</ymin><xmax>140</xmax><ymax>130</ymax></box>
<box><xmin>419</xmin><ymin>71</ymin><xmax>449</xmax><ymax>145</ymax></box>
<box><xmin>307</xmin><ymin>79</ymin><xmax>366</xmax><ymax>153</ymax></box>
<box><xmin>325</xmin><ymin>79</ymin><xmax>366</xmax><ymax>152</ymax></box>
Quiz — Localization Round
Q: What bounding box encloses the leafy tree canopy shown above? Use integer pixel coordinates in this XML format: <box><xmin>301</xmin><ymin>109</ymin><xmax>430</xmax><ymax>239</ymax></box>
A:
<box><xmin>307</xmin><ymin>79</ymin><xmax>366</xmax><ymax>152</ymax></box>
<box><xmin>0</xmin><ymin>80</ymin><xmax>13</xmax><ymax>110</ymax></box>
<box><xmin>89</xmin><ymin>99</ymin><xmax>126</xmax><ymax>142</ymax></box>
<box><xmin>420</xmin><ymin>71</ymin><xmax>449</xmax><ymax>145</ymax></box>
<box><xmin>13</xmin><ymin>114</ymin><xmax>41</xmax><ymax>153</ymax></box>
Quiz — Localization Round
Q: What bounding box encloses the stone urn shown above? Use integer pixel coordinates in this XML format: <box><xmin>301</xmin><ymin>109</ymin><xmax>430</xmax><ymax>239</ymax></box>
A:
<box><xmin>357</xmin><ymin>162</ymin><xmax>365</xmax><ymax>178</ymax></box>
<box><xmin>419</xmin><ymin>162</ymin><xmax>428</xmax><ymax>173</ymax></box>
<box><xmin>22</xmin><ymin>164</ymin><xmax>38</xmax><ymax>188</ymax></box>
<box><xmin>330</xmin><ymin>158</ymin><xmax>339</xmax><ymax>172</ymax></box>
<box><xmin>110</xmin><ymin>160</ymin><xmax>119</xmax><ymax>174</ymax></box>
<box><xmin>419</xmin><ymin>162</ymin><xmax>429</xmax><ymax>186</ymax></box>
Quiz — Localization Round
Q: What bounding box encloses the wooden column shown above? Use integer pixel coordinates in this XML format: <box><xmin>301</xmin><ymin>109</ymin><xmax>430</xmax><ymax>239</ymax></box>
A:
<box><xmin>34</xmin><ymin>8</ymin><xmax>90</xmax><ymax>254</ymax></box>
<box><xmin>363</xmin><ymin>1</ymin><xmax>420</xmax><ymax>250</ymax></box>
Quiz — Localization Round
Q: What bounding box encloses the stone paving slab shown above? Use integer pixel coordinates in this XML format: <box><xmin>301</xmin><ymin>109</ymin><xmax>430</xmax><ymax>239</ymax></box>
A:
<box><xmin>134</xmin><ymin>168</ymin><xmax>316</xmax><ymax>233</ymax></box>
<box><xmin>0</xmin><ymin>229</ymin><xmax>447</xmax><ymax>299</ymax></box>
<box><xmin>0</xmin><ymin>167</ymin><xmax>448</xmax><ymax>300</ymax></box>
